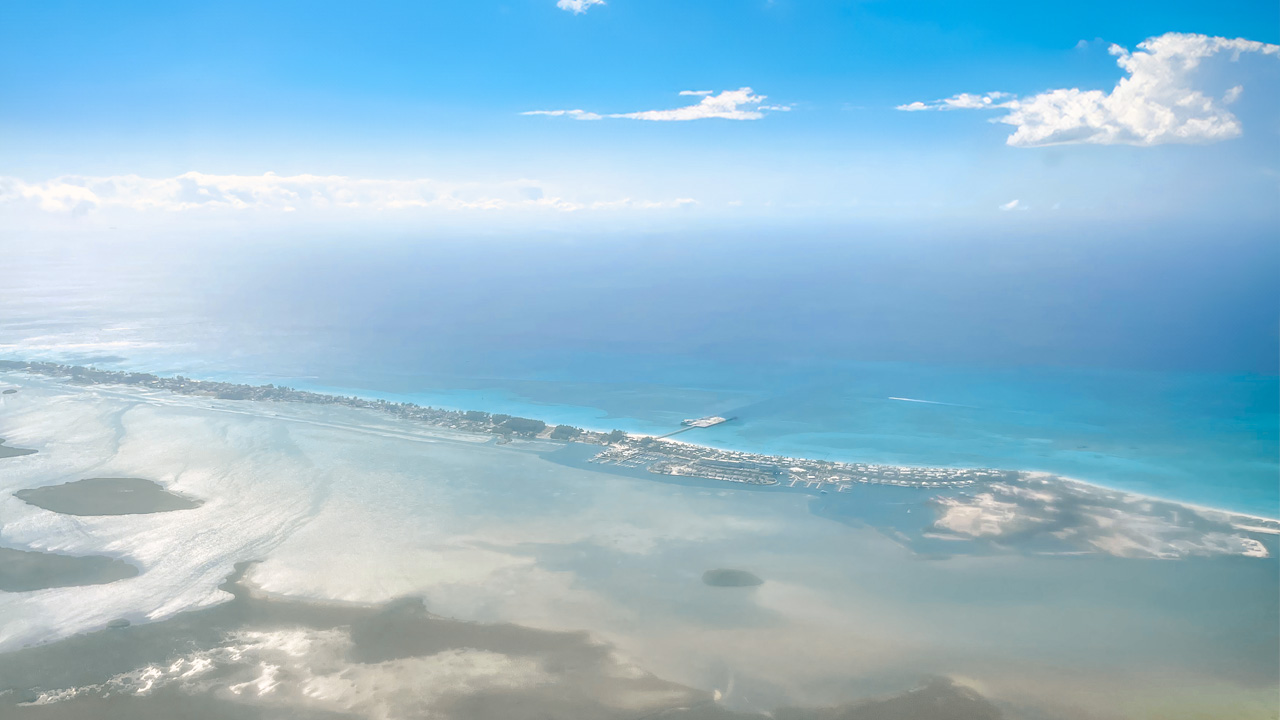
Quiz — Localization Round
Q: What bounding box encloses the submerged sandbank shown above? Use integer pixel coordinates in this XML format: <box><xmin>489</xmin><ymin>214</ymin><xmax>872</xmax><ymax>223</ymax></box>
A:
<box><xmin>14</xmin><ymin>478</ymin><xmax>202</xmax><ymax>516</ymax></box>
<box><xmin>0</xmin><ymin>563</ymin><xmax>1001</xmax><ymax>720</ymax></box>
<box><xmin>0</xmin><ymin>548</ymin><xmax>138</xmax><ymax>593</ymax></box>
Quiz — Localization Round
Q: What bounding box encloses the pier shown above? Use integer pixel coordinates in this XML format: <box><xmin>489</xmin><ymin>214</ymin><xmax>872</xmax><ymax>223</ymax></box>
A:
<box><xmin>657</xmin><ymin>415</ymin><xmax>736</xmax><ymax>439</ymax></box>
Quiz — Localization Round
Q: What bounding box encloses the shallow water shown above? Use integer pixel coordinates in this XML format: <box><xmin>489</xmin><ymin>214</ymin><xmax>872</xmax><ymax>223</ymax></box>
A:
<box><xmin>0</xmin><ymin>377</ymin><xmax>1275</xmax><ymax>719</ymax></box>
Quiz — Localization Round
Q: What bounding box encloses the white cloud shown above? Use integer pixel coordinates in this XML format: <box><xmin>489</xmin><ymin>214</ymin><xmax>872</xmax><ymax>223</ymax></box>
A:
<box><xmin>896</xmin><ymin>92</ymin><xmax>1011</xmax><ymax>112</ymax></box>
<box><xmin>526</xmin><ymin>87</ymin><xmax>779</xmax><ymax>122</ymax></box>
<box><xmin>0</xmin><ymin>172</ymin><xmax>698</xmax><ymax>214</ymax></box>
<box><xmin>999</xmin><ymin>199</ymin><xmax>1021</xmax><ymax>211</ymax></box>
<box><xmin>520</xmin><ymin>109</ymin><xmax>603</xmax><ymax>120</ymax></box>
<box><xmin>613</xmin><ymin>87</ymin><xmax>768</xmax><ymax>121</ymax></box>
<box><xmin>897</xmin><ymin>33</ymin><xmax>1280</xmax><ymax>147</ymax></box>
<box><xmin>556</xmin><ymin>0</ymin><xmax>604</xmax><ymax>14</ymax></box>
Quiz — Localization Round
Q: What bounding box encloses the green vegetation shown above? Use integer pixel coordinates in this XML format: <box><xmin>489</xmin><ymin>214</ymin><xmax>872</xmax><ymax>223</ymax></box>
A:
<box><xmin>500</xmin><ymin>417</ymin><xmax>546</xmax><ymax>436</ymax></box>
<box><xmin>550</xmin><ymin>425</ymin><xmax>583</xmax><ymax>440</ymax></box>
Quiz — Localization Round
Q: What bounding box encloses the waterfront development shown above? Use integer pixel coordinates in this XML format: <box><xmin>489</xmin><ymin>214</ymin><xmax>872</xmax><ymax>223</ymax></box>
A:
<box><xmin>590</xmin><ymin>441</ymin><xmax>1001</xmax><ymax>489</ymax></box>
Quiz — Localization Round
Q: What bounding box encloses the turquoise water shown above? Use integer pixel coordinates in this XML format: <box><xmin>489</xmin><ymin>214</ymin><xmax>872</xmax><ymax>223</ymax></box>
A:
<box><xmin>288</xmin><ymin>358</ymin><xmax>1279</xmax><ymax>518</ymax></box>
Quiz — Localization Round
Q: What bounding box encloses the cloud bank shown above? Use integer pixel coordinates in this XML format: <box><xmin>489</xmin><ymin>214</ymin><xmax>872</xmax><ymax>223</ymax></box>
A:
<box><xmin>524</xmin><ymin>87</ymin><xmax>780</xmax><ymax>122</ymax></box>
<box><xmin>0</xmin><ymin>172</ymin><xmax>698</xmax><ymax>214</ymax></box>
<box><xmin>898</xmin><ymin>33</ymin><xmax>1280</xmax><ymax>147</ymax></box>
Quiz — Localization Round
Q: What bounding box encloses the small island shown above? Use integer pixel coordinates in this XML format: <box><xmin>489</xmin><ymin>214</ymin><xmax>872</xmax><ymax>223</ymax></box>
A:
<box><xmin>15</xmin><ymin>478</ymin><xmax>203</xmax><ymax>516</ymax></box>
<box><xmin>702</xmin><ymin>568</ymin><xmax>764</xmax><ymax>587</ymax></box>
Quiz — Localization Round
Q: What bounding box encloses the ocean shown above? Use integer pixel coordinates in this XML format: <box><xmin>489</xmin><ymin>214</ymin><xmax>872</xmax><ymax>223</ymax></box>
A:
<box><xmin>2</xmin><ymin>227</ymin><xmax>1276</xmax><ymax>517</ymax></box>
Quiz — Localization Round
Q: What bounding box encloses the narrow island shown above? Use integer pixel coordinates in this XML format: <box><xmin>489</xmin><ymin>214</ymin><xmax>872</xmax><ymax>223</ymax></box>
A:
<box><xmin>0</xmin><ymin>360</ymin><xmax>1007</xmax><ymax>492</ymax></box>
<box><xmin>1</xmin><ymin>360</ymin><xmax>1276</xmax><ymax>561</ymax></box>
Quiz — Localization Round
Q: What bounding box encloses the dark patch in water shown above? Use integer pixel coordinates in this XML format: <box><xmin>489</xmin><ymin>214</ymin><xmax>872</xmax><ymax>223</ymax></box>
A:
<box><xmin>15</xmin><ymin>478</ymin><xmax>202</xmax><ymax>516</ymax></box>
<box><xmin>702</xmin><ymin>568</ymin><xmax>764</xmax><ymax>587</ymax></box>
<box><xmin>0</xmin><ymin>439</ymin><xmax>37</xmax><ymax>459</ymax></box>
<box><xmin>0</xmin><ymin>548</ymin><xmax>138</xmax><ymax>592</ymax></box>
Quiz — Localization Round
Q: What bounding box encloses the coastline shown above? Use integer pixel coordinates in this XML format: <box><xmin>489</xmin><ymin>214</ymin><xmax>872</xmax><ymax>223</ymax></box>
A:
<box><xmin>2</xmin><ymin>359</ymin><xmax>1276</xmax><ymax>524</ymax></box>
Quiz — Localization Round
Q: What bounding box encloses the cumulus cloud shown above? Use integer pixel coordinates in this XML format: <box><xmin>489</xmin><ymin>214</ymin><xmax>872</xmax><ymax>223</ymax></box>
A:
<box><xmin>999</xmin><ymin>199</ymin><xmax>1021</xmax><ymax>211</ymax></box>
<box><xmin>557</xmin><ymin>0</ymin><xmax>604</xmax><ymax>14</ymax></box>
<box><xmin>897</xmin><ymin>33</ymin><xmax>1280</xmax><ymax>147</ymax></box>
<box><xmin>0</xmin><ymin>172</ymin><xmax>697</xmax><ymax>214</ymax></box>
<box><xmin>525</xmin><ymin>87</ymin><xmax>780</xmax><ymax>122</ymax></box>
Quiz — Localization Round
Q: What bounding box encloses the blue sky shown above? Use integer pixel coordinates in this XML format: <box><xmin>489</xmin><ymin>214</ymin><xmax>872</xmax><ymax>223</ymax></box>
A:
<box><xmin>1</xmin><ymin>0</ymin><xmax>1277</xmax><ymax>229</ymax></box>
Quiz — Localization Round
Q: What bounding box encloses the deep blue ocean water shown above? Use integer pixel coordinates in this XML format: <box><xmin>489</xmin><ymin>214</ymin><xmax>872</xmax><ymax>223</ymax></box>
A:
<box><xmin>2</xmin><ymin>227</ymin><xmax>1276</xmax><ymax>516</ymax></box>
